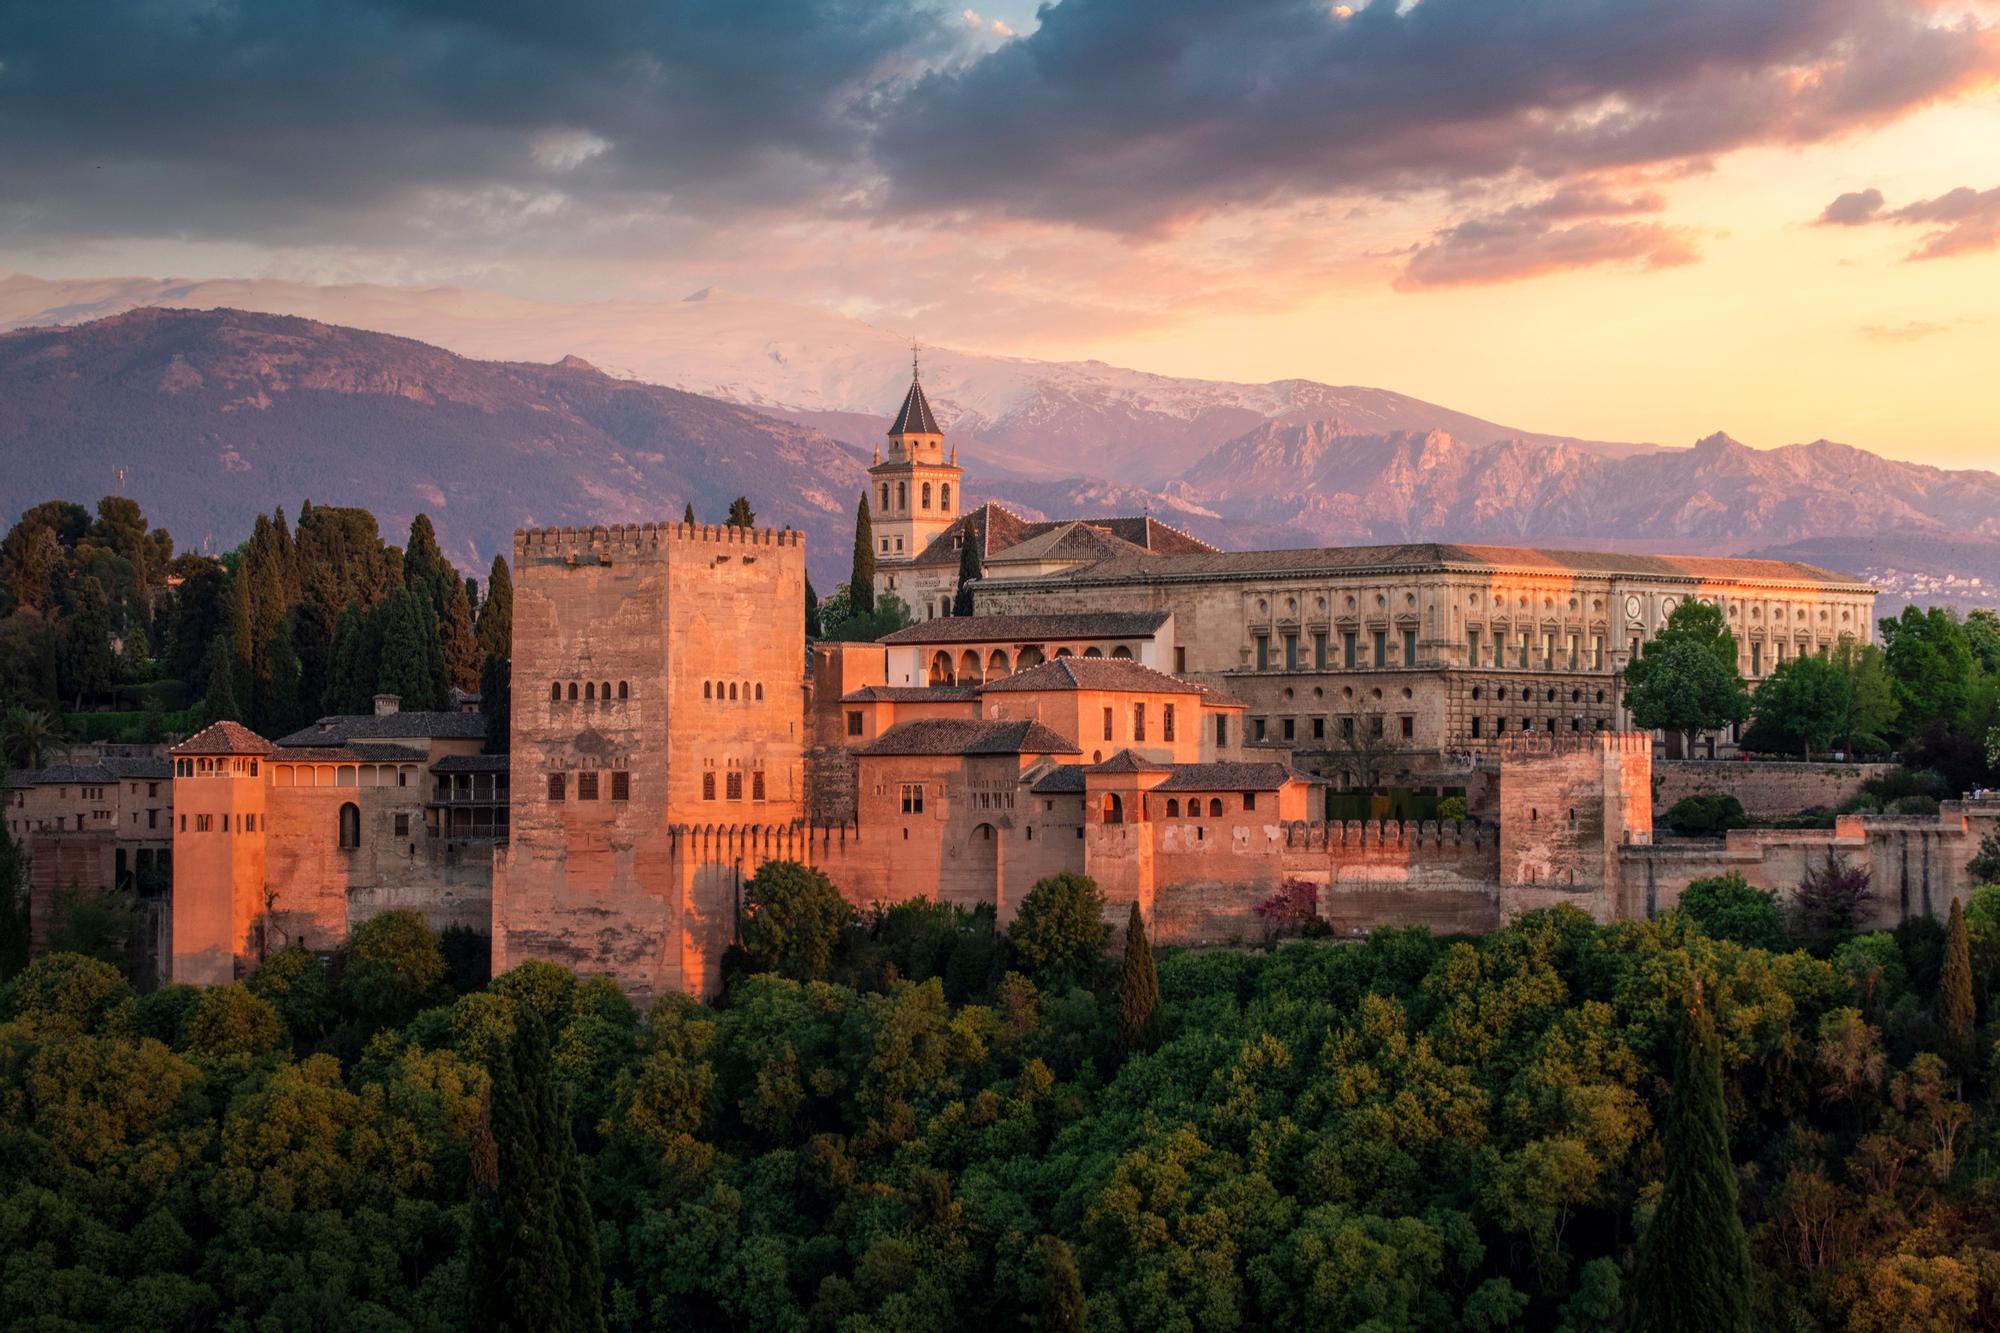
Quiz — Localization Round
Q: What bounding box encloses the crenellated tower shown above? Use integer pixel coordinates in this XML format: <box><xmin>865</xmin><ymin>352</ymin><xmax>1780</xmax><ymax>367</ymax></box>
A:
<box><xmin>869</xmin><ymin>347</ymin><xmax>962</xmax><ymax>597</ymax></box>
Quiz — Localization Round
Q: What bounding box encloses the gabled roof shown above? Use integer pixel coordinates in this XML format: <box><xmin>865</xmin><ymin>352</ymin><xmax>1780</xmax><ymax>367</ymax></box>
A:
<box><xmin>276</xmin><ymin>711</ymin><xmax>489</xmax><ymax>746</ymax></box>
<box><xmin>876</xmin><ymin>611</ymin><xmax>1169</xmax><ymax>646</ymax></box>
<box><xmin>858</xmin><ymin>718</ymin><xmax>1081</xmax><ymax>757</ymax></box>
<box><xmin>1089</xmin><ymin>749</ymin><xmax>1170</xmax><ymax>773</ymax></box>
<box><xmin>888</xmin><ymin>377</ymin><xmax>942</xmax><ymax>435</ymax></box>
<box><xmin>1152</xmin><ymin>762</ymin><xmax>1327</xmax><ymax>792</ymax></box>
<box><xmin>1029</xmin><ymin>763</ymin><xmax>1088</xmax><ymax>794</ymax></box>
<box><xmin>983</xmin><ymin>521</ymin><xmax>1151</xmax><ymax>569</ymax></box>
<box><xmin>840</xmin><ymin>684</ymin><xmax>983</xmax><ymax>703</ymax></box>
<box><xmin>172</xmin><ymin>720</ymin><xmax>274</xmax><ymax>756</ymax></box>
<box><xmin>906</xmin><ymin>502</ymin><xmax>1215</xmax><ymax>571</ymax></box>
<box><xmin>271</xmin><ymin>743</ymin><xmax>431</xmax><ymax>763</ymax></box>
<box><xmin>992</xmin><ymin>541</ymin><xmax>1871</xmax><ymax>590</ymax></box>
<box><xmin>982</xmin><ymin>656</ymin><xmax>1205</xmax><ymax>695</ymax></box>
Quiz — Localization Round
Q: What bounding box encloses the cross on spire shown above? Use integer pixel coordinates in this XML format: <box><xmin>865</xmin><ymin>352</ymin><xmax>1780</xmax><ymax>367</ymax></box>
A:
<box><xmin>911</xmin><ymin>337</ymin><xmax>921</xmax><ymax>382</ymax></box>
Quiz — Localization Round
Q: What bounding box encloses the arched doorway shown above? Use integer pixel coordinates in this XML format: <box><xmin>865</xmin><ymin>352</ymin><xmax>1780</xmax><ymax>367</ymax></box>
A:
<box><xmin>1102</xmin><ymin>793</ymin><xmax>1124</xmax><ymax>825</ymax></box>
<box><xmin>986</xmin><ymin>649</ymin><xmax>1011</xmax><ymax>679</ymax></box>
<box><xmin>928</xmin><ymin>651</ymin><xmax>955</xmax><ymax>686</ymax></box>
<box><xmin>958</xmin><ymin>649</ymin><xmax>982</xmax><ymax>684</ymax></box>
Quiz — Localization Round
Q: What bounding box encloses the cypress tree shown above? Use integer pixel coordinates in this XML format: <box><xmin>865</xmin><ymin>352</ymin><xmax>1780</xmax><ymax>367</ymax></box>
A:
<box><xmin>1117</xmin><ymin>900</ymin><xmax>1160</xmax><ymax>1052</ymax></box>
<box><xmin>682</xmin><ymin>502</ymin><xmax>696</xmax><ymax>526</ymax></box>
<box><xmin>324</xmin><ymin>603</ymin><xmax>364</xmax><ymax>715</ymax></box>
<box><xmin>404</xmin><ymin>514</ymin><xmax>450</xmax><ymax>598</ymax></box>
<box><xmin>1631</xmin><ymin>994</ymin><xmax>1751</xmax><ymax>1333</ymax></box>
<box><xmin>202</xmin><ymin>633</ymin><xmax>242</xmax><ymax>723</ymax></box>
<box><xmin>953</xmin><ymin>518</ymin><xmax>982</xmax><ymax>617</ymax></box>
<box><xmin>440</xmin><ymin>575</ymin><xmax>481</xmax><ymax>692</ymax></box>
<box><xmin>376</xmin><ymin>589</ymin><xmax>435</xmax><ymax>709</ymax></box>
<box><xmin>255</xmin><ymin>616</ymin><xmax>304</xmax><ymax>736</ymax></box>
<box><xmin>1942</xmin><ymin>896</ymin><xmax>1976</xmax><ymax>1073</ymax></box>
<box><xmin>468</xmin><ymin>1008</ymin><xmax>607</xmax><ymax>1333</ymax></box>
<box><xmin>726</xmin><ymin>496</ymin><xmax>755</xmax><ymax>528</ymax></box>
<box><xmin>477</xmin><ymin>556</ymin><xmax>514</xmax><ymax>665</ymax></box>
<box><xmin>850</xmin><ymin>494</ymin><xmax>875</xmax><ymax>616</ymax></box>
<box><xmin>227</xmin><ymin>563</ymin><xmax>255</xmax><ymax>710</ymax></box>
<box><xmin>0</xmin><ymin>798</ymin><xmax>28</xmax><ymax>978</ymax></box>
<box><xmin>804</xmin><ymin>578</ymin><xmax>822</xmax><ymax>641</ymax></box>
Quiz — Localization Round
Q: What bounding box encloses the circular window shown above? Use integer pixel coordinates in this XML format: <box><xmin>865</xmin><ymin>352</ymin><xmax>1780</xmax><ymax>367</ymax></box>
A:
<box><xmin>1282</xmin><ymin>686</ymin><xmax>1294</xmax><ymax>700</ymax></box>
<box><xmin>1257</xmin><ymin>598</ymin><xmax>1268</xmax><ymax>613</ymax></box>
<box><xmin>1406</xmin><ymin>593</ymin><xmax>1416</xmax><ymax>607</ymax></box>
<box><xmin>1570</xmin><ymin>689</ymin><xmax>1581</xmax><ymax>702</ymax></box>
<box><xmin>1595</xmin><ymin>690</ymin><xmax>1606</xmax><ymax>703</ymax></box>
<box><xmin>1347</xmin><ymin>595</ymin><xmax>1357</xmax><ymax>610</ymax></box>
<box><xmin>1313</xmin><ymin>686</ymin><xmax>1324</xmax><ymax>698</ymax></box>
<box><xmin>1471</xmin><ymin>686</ymin><xmax>1483</xmax><ymax>700</ymax></box>
<box><xmin>1498</xmin><ymin>686</ymin><xmax>1508</xmax><ymax>701</ymax></box>
<box><xmin>1376</xmin><ymin>594</ymin><xmax>1386</xmax><ymax>609</ymax></box>
<box><xmin>1371</xmin><ymin>688</ymin><xmax>1383</xmax><ymax>700</ymax></box>
<box><xmin>1545</xmin><ymin>688</ymin><xmax>1556</xmax><ymax>702</ymax></box>
<box><xmin>1402</xmin><ymin>687</ymin><xmax>1413</xmax><ymax>700</ymax></box>
<box><xmin>1343</xmin><ymin>686</ymin><xmax>1354</xmax><ymax>699</ymax></box>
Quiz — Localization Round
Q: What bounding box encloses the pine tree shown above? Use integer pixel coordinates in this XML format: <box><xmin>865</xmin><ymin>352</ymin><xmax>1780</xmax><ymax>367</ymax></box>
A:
<box><xmin>1942</xmin><ymin>896</ymin><xmax>1976</xmax><ymax>1073</ymax></box>
<box><xmin>1117</xmin><ymin>900</ymin><xmax>1160</xmax><ymax>1052</ymax></box>
<box><xmin>202</xmin><ymin>633</ymin><xmax>242</xmax><ymax>723</ymax></box>
<box><xmin>1631</xmin><ymin>994</ymin><xmax>1751</xmax><ymax>1333</ymax></box>
<box><xmin>468</xmin><ymin>1008</ymin><xmax>607</xmax><ymax>1333</ymax></box>
<box><xmin>256</xmin><ymin>617</ymin><xmax>304</xmax><ymax>737</ymax></box>
<box><xmin>726</xmin><ymin>496</ymin><xmax>755</xmax><ymax>528</ymax></box>
<box><xmin>440</xmin><ymin>575</ymin><xmax>481</xmax><ymax>693</ymax></box>
<box><xmin>953</xmin><ymin>518</ymin><xmax>982</xmax><ymax>617</ymax></box>
<box><xmin>477</xmin><ymin>556</ymin><xmax>513</xmax><ymax>665</ymax></box>
<box><xmin>850</xmin><ymin>494</ymin><xmax>876</xmax><ymax>616</ymax></box>
<box><xmin>682</xmin><ymin>502</ymin><xmax>696</xmax><ymax>526</ymax></box>
<box><xmin>804</xmin><ymin>578</ymin><xmax>822</xmax><ymax>641</ymax></box>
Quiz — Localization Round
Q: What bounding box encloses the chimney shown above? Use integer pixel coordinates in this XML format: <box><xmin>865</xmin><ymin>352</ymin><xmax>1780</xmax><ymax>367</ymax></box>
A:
<box><xmin>373</xmin><ymin>694</ymin><xmax>401</xmax><ymax>717</ymax></box>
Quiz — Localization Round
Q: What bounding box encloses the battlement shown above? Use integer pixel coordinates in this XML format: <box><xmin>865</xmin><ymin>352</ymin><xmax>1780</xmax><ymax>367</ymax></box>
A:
<box><xmin>1279</xmin><ymin>818</ymin><xmax>1488</xmax><ymax>850</ymax></box>
<box><xmin>1498</xmin><ymin>730</ymin><xmax>1651</xmax><ymax>760</ymax></box>
<box><xmin>513</xmin><ymin>521</ymin><xmax>805</xmax><ymax>562</ymax></box>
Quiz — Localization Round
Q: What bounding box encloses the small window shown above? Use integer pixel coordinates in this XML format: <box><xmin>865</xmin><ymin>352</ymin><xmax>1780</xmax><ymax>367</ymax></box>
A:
<box><xmin>703</xmin><ymin>771</ymin><xmax>716</xmax><ymax>801</ymax></box>
<box><xmin>1166</xmin><ymin>798</ymin><xmax>1180</xmax><ymax>817</ymax></box>
<box><xmin>1102</xmin><ymin>707</ymin><xmax>1114</xmax><ymax>742</ymax></box>
<box><xmin>1215</xmin><ymin>716</ymin><xmax>1227</xmax><ymax>747</ymax></box>
<box><xmin>752</xmin><ymin>770</ymin><xmax>766</xmax><ymax>801</ymax></box>
<box><xmin>578</xmin><ymin>771</ymin><xmax>599</xmax><ymax>800</ymax></box>
<box><xmin>725</xmin><ymin>771</ymin><xmax>743</xmax><ymax>801</ymax></box>
<box><xmin>568</xmin><ymin>682</ymin><xmax>578</xmax><ymax>700</ymax></box>
<box><xmin>618</xmin><ymin>681</ymin><xmax>629</xmax><ymax>699</ymax></box>
<box><xmin>901</xmin><ymin>783</ymin><xmax>925</xmax><ymax>814</ymax></box>
<box><xmin>394</xmin><ymin>813</ymin><xmax>410</xmax><ymax>837</ymax></box>
<box><xmin>548</xmin><ymin>773</ymin><xmax>566</xmax><ymax>802</ymax></box>
<box><xmin>728</xmin><ymin>683</ymin><xmax>738</xmax><ymax>701</ymax></box>
<box><xmin>585</xmin><ymin>682</ymin><xmax>595</xmax><ymax>701</ymax></box>
<box><xmin>1401</xmin><ymin>716</ymin><xmax>1414</xmax><ymax>740</ymax></box>
<box><xmin>1208</xmin><ymin>798</ymin><xmax>1223</xmax><ymax>817</ymax></box>
<box><xmin>600</xmin><ymin>681</ymin><xmax>610</xmax><ymax>701</ymax></box>
<box><xmin>847</xmin><ymin>711</ymin><xmax>864</xmax><ymax>737</ymax></box>
<box><xmin>338</xmin><ymin>802</ymin><xmax>360</xmax><ymax>849</ymax></box>
<box><xmin>1134</xmin><ymin>703</ymin><xmax>1147</xmax><ymax>742</ymax></box>
<box><xmin>550</xmin><ymin>682</ymin><xmax>561</xmax><ymax>700</ymax></box>
<box><xmin>1243</xmin><ymin>792</ymin><xmax>1257</xmax><ymax>811</ymax></box>
<box><xmin>755</xmin><ymin>683</ymin><xmax>764</xmax><ymax>701</ymax></box>
<box><xmin>704</xmin><ymin>681</ymin><xmax>712</xmax><ymax>699</ymax></box>
<box><xmin>611</xmin><ymin>771</ymin><xmax>630</xmax><ymax>801</ymax></box>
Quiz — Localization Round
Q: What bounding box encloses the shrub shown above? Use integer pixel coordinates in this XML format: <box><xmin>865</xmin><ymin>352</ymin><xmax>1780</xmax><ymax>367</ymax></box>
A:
<box><xmin>1255</xmin><ymin>878</ymin><xmax>1328</xmax><ymax>941</ymax></box>
<box><xmin>1791</xmin><ymin>852</ymin><xmax>1873</xmax><ymax>956</ymax></box>
<box><xmin>1664</xmin><ymin>794</ymin><xmax>1749</xmax><ymax>836</ymax></box>
<box><xmin>1009</xmin><ymin>873</ymin><xmax>1110</xmax><ymax>984</ymax></box>
<box><xmin>741</xmin><ymin>860</ymin><xmax>854</xmax><ymax>982</ymax></box>
<box><xmin>1436</xmin><ymin>795</ymin><xmax>1469</xmax><ymax>823</ymax></box>
<box><xmin>1677</xmin><ymin>873</ymin><xmax>1786</xmax><ymax>951</ymax></box>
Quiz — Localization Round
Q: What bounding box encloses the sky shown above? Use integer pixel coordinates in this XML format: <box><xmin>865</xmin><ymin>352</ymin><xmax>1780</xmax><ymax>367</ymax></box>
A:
<box><xmin>2</xmin><ymin>0</ymin><xmax>1999</xmax><ymax>466</ymax></box>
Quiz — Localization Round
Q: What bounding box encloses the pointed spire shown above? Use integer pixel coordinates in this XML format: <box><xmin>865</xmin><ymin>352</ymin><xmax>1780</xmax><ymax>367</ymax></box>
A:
<box><xmin>887</xmin><ymin>346</ymin><xmax>942</xmax><ymax>436</ymax></box>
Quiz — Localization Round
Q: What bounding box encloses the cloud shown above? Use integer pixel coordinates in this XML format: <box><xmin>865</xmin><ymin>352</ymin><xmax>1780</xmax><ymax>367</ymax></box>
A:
<box><xmin>1817</xmin><ymin>183</ymin><xmax>2000</xmax><ymax>258</ymax></box>
<box><xmin>1858</xmin><ymin>318</ymin><xmax>1972</xmax><ymax>342</ymax></box>
<box><xmin>873</xmin><ymin>0</ymin><xmax>2000</xmax><ymax>232</ymax></box>
<box><xmin>1396</xmin><ymin>186</ymin><xmax>1700</xmax><ymax>288</ymax></box>
<box><xmin>1819</xmin><ymin>188</ymin><xmax>1886</xmax><ymax>225</ymax></box>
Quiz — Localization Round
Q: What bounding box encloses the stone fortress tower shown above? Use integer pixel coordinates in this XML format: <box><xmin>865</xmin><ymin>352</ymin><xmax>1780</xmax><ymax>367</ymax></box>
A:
<box><xmin>492</xmin><ymin>519</ymin><xmax>806</xmax><ymax>1000</ymax></box>
<box><xmin>868</xmin><ymin>348</ymin><xmax>962</xmax><ymax>589</ymax></box>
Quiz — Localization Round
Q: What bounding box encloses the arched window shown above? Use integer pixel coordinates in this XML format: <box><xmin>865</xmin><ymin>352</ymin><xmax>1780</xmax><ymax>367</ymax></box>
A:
<box><xmin>940</xmin><ymin>483</ymin><xmax>951</xmax><ymax>511</ymax></box>
<box><xmin>1110</xmin><ymin>646</ymin><xmax>1133</xmax><ymax>660</ymax></box>
<box><xmin>601</xmin><ymin>681</ymin><xmax>611</xmax><ymax>700</ymax></box>
<box><xmin>897</xmin><ymin>481</ymin><xmax>907</xmax><ymax>509</ymax></box>
<box><xmin>618</xmin><ymin>681</ymin><xmax>629</xmax><ymax>699</ymax></box>
<box><xmin>755</xmin><ymin>683</ymin><xmax>764</xmax><ymax>700</ymax></box>
<box><xmin>881</xmin><ymin>483</ymin><xmax>891</xmax><ymax>510</ymax></box>
<box><xmin>1166</xmin><ymin>798</ymin><xmax>1180</xmax><ymax>817</ymax></box>
<box><xmin>550</xmin><ymin>682</ymin><xmax>560</xmax><ymax>700</ymax></box>
<box><xmin>929</xmin><ymin>651</ymin><xmax>954</xmax><ymax>686</ymax></box>
<box><xmin>728</xmin><ymin>682</ymin><xmax>738</xmax><ymax>700</ymax></box>
<box><xmin>567</xmin><ymin>682</ymin><xmax>578</xmax><ymax>701</ymax></box>
<box><xmin>338</xmin><ymin>802</ymin><xmax>360</xmax><ymax>849</ymax></box>
<box><xmin>1209</xmin><ymin>798</ymin><xmax>1223</xmax><ymax>817</ymax></box>
<box><xmin>921</xmin><ymin>482</ymin><xmax>932</xmax><ymax>510</ymax></box>
<box><xmin>1082</xmin><ymin>647</ymin><xmax>1102</xmax><ymax>659</ymax></box>
<box><xmin>703</xmin><ymin>681</ymin><xmax>712</xmax><ymax>699</ymax></box>
<box><xmin>1103</xmin><ymin>794</ymin><xmax>1124</xmax><ymax>825</ymax></box>
<box><xmin>585</xmin><ymin>682</ymin><xmax>595</xmax><ymax>701</ymax></box>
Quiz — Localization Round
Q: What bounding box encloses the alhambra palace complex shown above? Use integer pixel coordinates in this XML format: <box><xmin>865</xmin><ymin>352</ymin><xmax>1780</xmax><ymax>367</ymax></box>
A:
<box><xmin>11</xmin><ymin>368</ymin><xmax>2000</xmax><ymax>998</ymax></box>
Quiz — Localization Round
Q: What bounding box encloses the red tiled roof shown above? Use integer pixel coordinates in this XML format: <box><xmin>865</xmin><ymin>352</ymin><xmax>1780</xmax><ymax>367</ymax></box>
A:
<box><xmin>171</xmin><ymin>720</ymin><xmax>274</xmax><ymax>756</ymax></box>
<box><xmin>982</xmin><ymin>657</ymin><xmax>1205</xmax><ymax>695</ymax></box>
<box><xmin>858</xmin><ymin>718</ymin><xmax>1081</xmax><ymax>757</ymax></box>
<box><xmin>877</xmin><ymin>611</ymin><xmax>1169</xmax><ymax>646</ymax></box>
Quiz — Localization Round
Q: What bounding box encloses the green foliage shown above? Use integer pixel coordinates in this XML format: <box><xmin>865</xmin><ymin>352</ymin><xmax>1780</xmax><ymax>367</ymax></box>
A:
<box><xmin>1664</xmin><ymin>793</ymin><xmax>1749</xmax><ymax>836</ymax></box>
<box><xmin>1</xmin><ymin>705</ymin><xmax>59</xmax><ymax>769</ymax></box>
<box><xmin>1880</xmin><ymin>604</ymin><xmax>1977</xmax><ymax>737</ymax></box>
<box><xmin>953</xmin><ymin>518</ymin><xmax>982</xmax><ymax>617</ymax></box>
<box><xmin>468</xmin><ymin>1008</ymin><xmax>607</xmax><ymax>1332</ymax></box>
<box><xmin>1437</xmin><ymin>794</ymin><xmax>1469</xmax><ymax>823</ymax></box>
<box><xmin>1011</xmin><ymin>873</ymin><xmax>1110</xmax><ymax>984</ymax></box>
<box><xmin>1116</xmin><ymin>901</ymin><xmax>1159</xmax><ymax>1051</ymax></box>
<box><xmin>823</xmin><ymin>590</ymin><xmax>912</xmax><ymax>643</ymax></box>
<box><xmin>44</xmin><ymin>884</ymin><xmax>138</xmax><ymax>971</ymax></box>
<box><xmin>1678</xmin><ymin>873</ymin><xmax>1787</xmax><ymax>951</ymax></box>
<box><xmin>341</xmin><ymin>909</ymin><xmax>448</xmax><ymax>1029</ymax></box>
<box><xmin>248</xmin><ymin>943</ymin><xmax>338</xmax><ymax>1046</ymax></box>
<box><xmin>1630</xmin><ymin>998</ymin><xmax>1752</xmax><ymax>1333</ymax></box>
<box><xmin>1940</xmin><ymin>897</ymin><xmax>1975</xmax><ymax>1072</ymax></box>
<box><xmin>0</xmin><ymin>800</ymin><xmax>27</xmax><ymax>979</ymax></box>
<box><xmin>741</xmin><ymin>860</ymin><xmax>854</xmax><ymax>982</ymax></box>
<box><xmin>1625</xmin><ymin>635</ymin><xmax>1749</xmax><ymax>751</ymax></box>
<box><xmin>201</xmin><ymin>631</ymin><xmax>242</xmax><ymax>723</ymax></box>
<box><xmin>186</xmin><ymin>983</ymin><xmax>286</xmax><ymax>1058</ymax></box>
<box><xmin>1792</xmin><ymin>851</ymin><xmax>1873</xmax><ymax>956</ymax></box>
<box><xmin>1747</xmin><ymin>650</ymin><xmax>1850</xmax><ymax>758</ymax></box>
<box><xmin>803</xmin><ymin>576</ymin><xmax>821</xmax><ymax>641</ymax></box>
<box><xmin>725</xmin><ymin>496</ymin><xmax>756</xmax><ymax>528</ymax></box>
<box><xmin>1969</xmin><ymin>832</ymin><xmax>2000</xmax><ymax>886</ymax></box>
<box><xmin>849</xmin><ymin>492</ymin><xmax>876</xmax><ymax>616</ymax></box>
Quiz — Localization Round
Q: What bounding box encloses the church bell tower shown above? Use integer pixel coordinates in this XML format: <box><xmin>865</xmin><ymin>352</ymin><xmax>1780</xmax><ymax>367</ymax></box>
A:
<box><xmin>868</xmin><ymin>345</ymin><xmax>962</xmax><ymax>579</ymax></box>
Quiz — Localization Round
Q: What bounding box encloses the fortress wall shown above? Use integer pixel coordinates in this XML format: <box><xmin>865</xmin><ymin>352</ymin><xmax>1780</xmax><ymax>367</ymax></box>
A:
<box><xmin>1654</xmin><ymin>760</ymin><xmax>1894</xmax><ymax>820</ymax></box>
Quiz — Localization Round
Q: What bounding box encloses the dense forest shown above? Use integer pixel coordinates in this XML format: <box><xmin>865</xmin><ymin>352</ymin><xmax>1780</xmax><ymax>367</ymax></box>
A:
<box><xmin>8</xmin><ymin>859</ymin><xmax>2000</xmax><ymax>1331</ymax></box>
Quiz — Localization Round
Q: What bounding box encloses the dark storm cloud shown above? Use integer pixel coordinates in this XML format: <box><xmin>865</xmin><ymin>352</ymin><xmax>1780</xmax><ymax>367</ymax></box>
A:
<box><xmin>0</xmin><ymin>0</ymin><xmax>1992</xmax><ymax>251</ymax></box>
<box><xmin>873</xmin><ymin>0</ymin><xmax>1997</xmax><ymax>230</ymax></box>
<box><xmin>0</xmin><ymin>0</ymin><xmax>951</xmax><ymax>241</ymax></box>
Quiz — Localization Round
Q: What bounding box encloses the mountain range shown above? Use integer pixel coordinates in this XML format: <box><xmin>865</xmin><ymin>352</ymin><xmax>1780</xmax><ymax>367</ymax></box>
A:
<box><xmin>1</xmin><ymin>276</ymin><xmax>1997</xmax><ymax>607</ymax></box>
